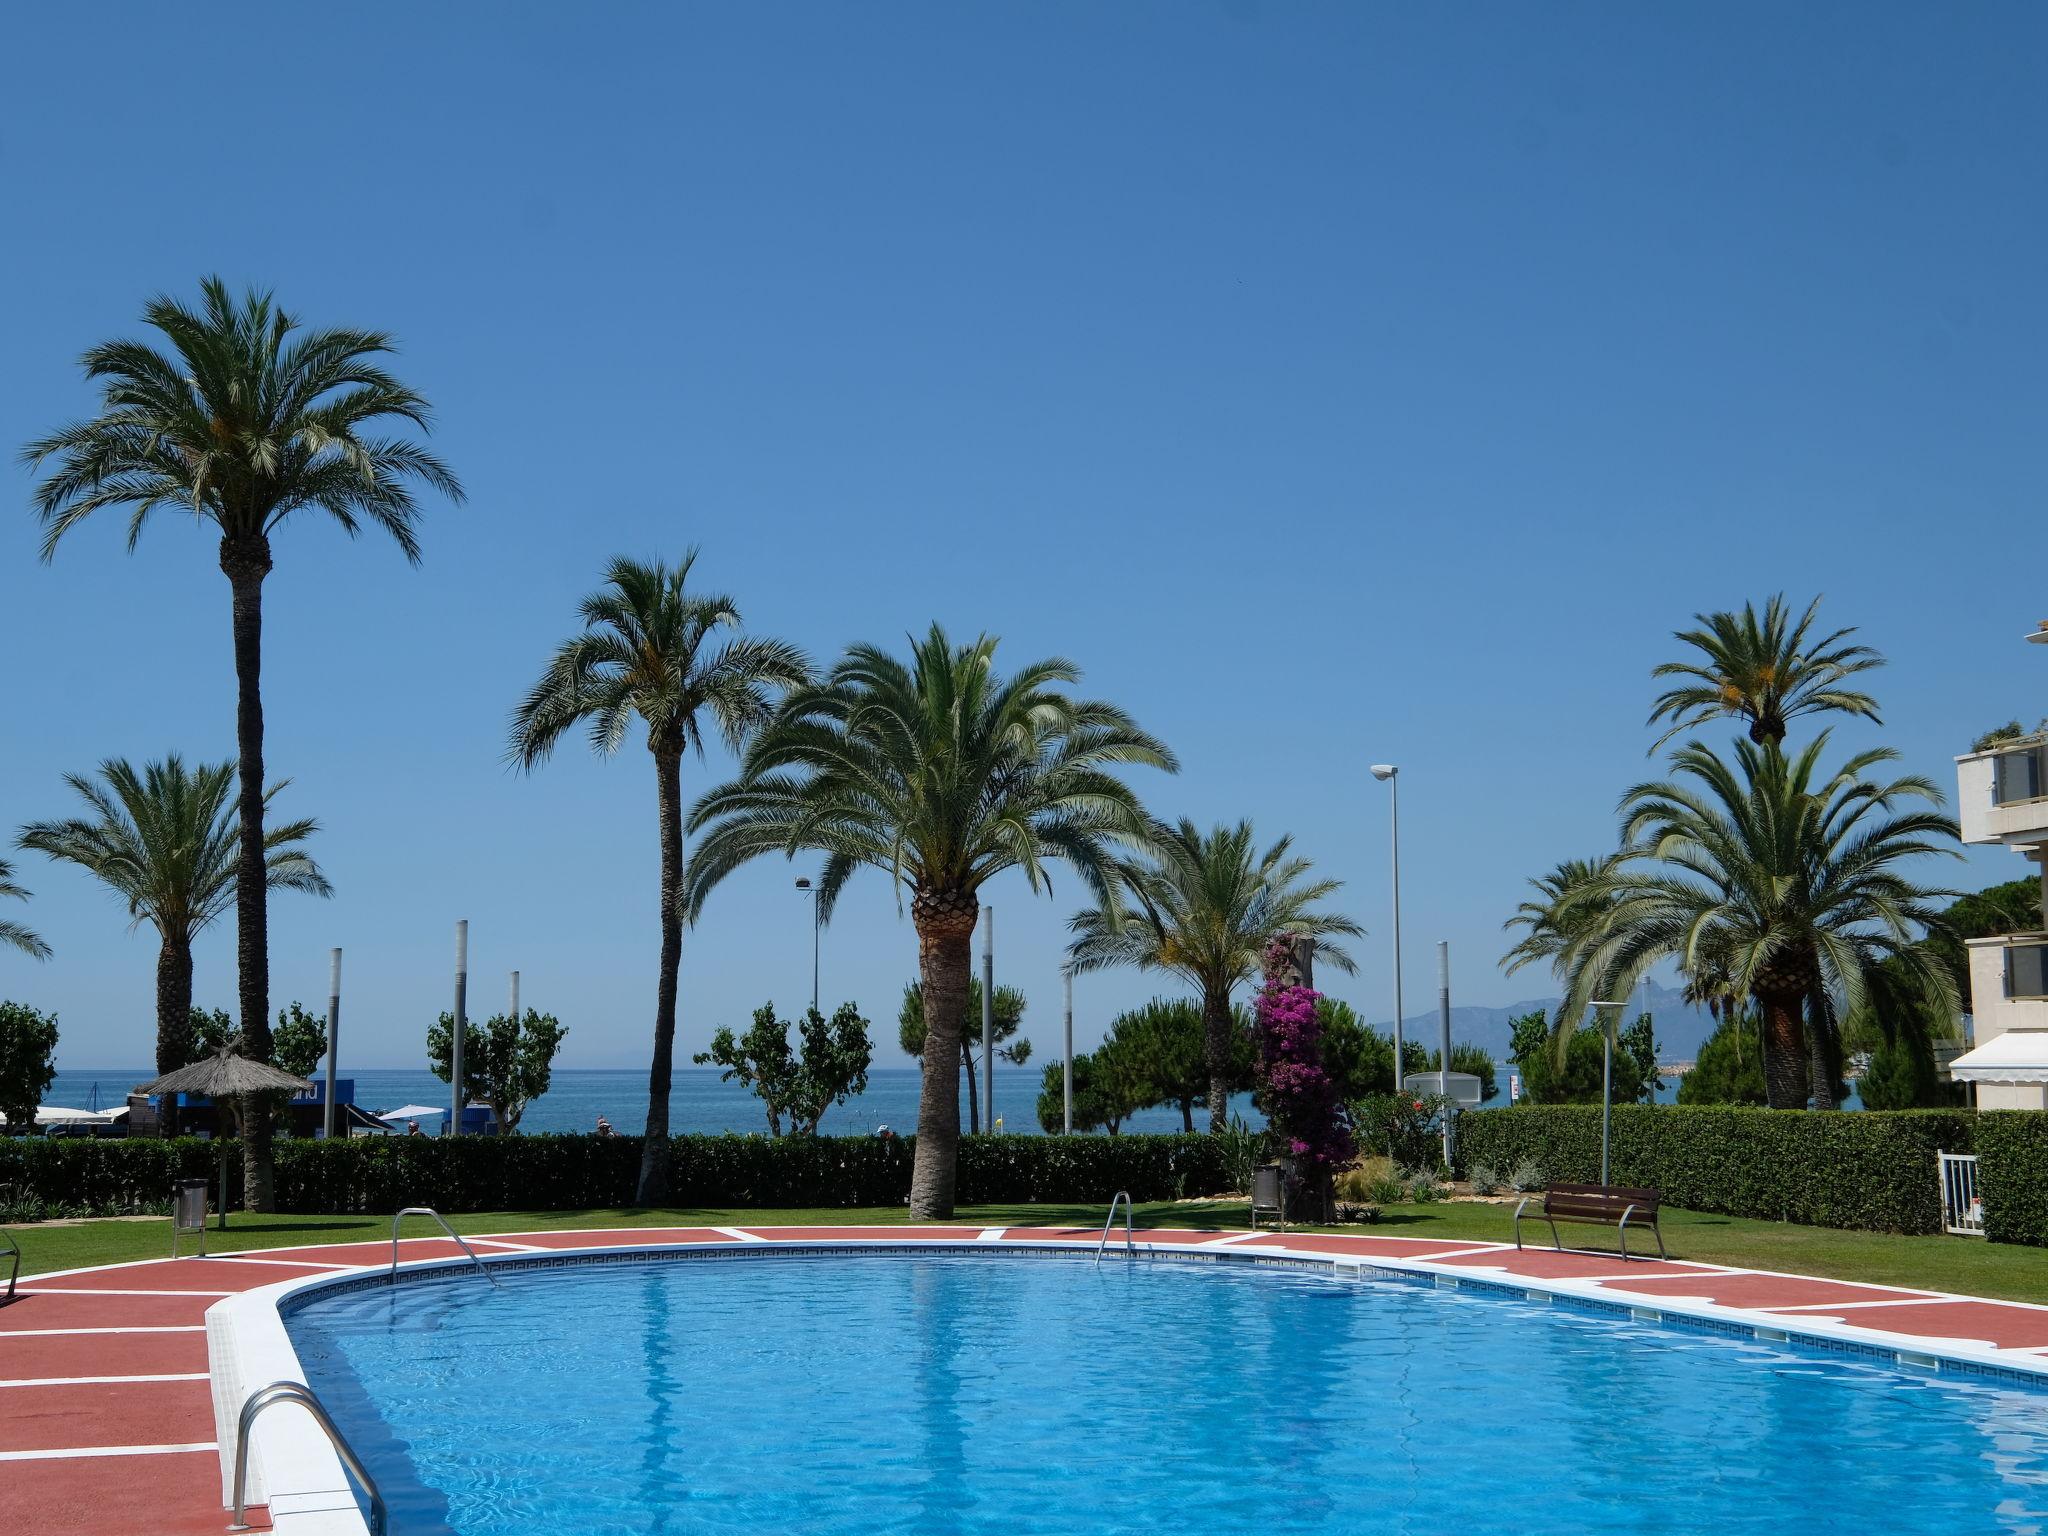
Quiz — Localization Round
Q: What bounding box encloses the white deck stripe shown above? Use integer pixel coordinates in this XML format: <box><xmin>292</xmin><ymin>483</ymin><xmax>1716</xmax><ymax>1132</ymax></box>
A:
<box><xmin>1757</xmin><ymin>1296</ymin><xmax>1955</xmax><ymax>1313</ymax></box>
<box><xmin>713</xmin><ymin>1226</ymin><xmax>766</xmax><ymax>1243</ymax></box>
<box><xmin>0</xmin><ymin>1371</ymin><xmax>210</xmax><ymax>1388</ymax></box>
<box><xmin>212</xmin><ymin>1256</ymin><xmax>359</xmax><ymax>1271</ymax></box>
<box><xmin>0</xmin><ymin>1325</ymin><xmax>207</xmax><ymax>1337</ymax></box>
<box><xmin>976</xmin><ymin>1227</ymin><xmax>1007</xmax><ymax>1241</ymax></box>
<box><xmin>16</xmin><ymin>1287</ymin><xmax>235</xmax><ymax>1298</ymax></box>
<box><xmin>0</xmin><ymin>1440</ymin><xmax>216</xmax><ymax>1462</ymax></box>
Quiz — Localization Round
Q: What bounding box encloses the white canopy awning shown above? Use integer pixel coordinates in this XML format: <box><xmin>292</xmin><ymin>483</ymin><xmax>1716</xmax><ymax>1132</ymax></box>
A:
<box><xmin>377</xmin><ymin>1104</ymin><xmax>450</xmax><ymax>1123</ymax></box>
<box><xmin>1949</xmin><ymin>1031</ymin><xmax>2048</xmax><ymax>1084</ymax></box>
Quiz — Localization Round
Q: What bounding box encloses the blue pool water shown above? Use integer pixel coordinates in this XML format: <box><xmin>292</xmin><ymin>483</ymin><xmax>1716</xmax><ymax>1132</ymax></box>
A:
<box><xmin>286</xmin><ymin>1252</ymin><xmax>2048</xmax><ymax>1536</ymax></box>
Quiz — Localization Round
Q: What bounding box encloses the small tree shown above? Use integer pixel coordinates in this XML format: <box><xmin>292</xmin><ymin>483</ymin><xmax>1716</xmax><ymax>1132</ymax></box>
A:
<box><xmin>428</xmin><ymin>1008</ymin><xmax>568</xmax><ymax>1135</ymax></box>
<box><xmin>1098</xmin><ymin>997</ymin><xmax>1253</xmax><ymax>1132</ymax></box>
<box><xmin>898</xmin><ymin>979</ymin><xmax>1029</xmax><ymax>1133</ymax></box>
<box><xmin>1677</xmin><ymin>1010</ymin><xmax>1767</xmax><ymax>1105</ymax></box>
<box><xmin>1035</xmin><ymin>1047</ymin><xmax>1144</xmax><ymax>1135</ymax></box>
<box><xmin>695</xmin><ymin>1001</ymin><xmax>872</xmax><ymax>1136</ymax></box>
<box><xmin>0</xmin><ymin>1001</ymin><xmax>59</xmax><ymax>1133</ymax></box>
<box><xmin>1508</xmin><ymin>1009</ymin><xmax>1659</xmax><ymax>1105</ymax></box>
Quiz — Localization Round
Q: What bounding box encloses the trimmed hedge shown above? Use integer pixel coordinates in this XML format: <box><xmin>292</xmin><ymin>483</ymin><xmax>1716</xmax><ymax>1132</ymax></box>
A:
<box><xmin>0</xmin><ymin>1131</ymin><xmax>1228</xmax><ymax>1218</ymax></box>
<box><xmin>1457</xmin><ymin>1105</ymin><xmax>1976</xmax><ymax>1235</ymax></box>
<box><xmin>1977</xmin><ymin>1112</ymin><xmax>2048</xmax><ymax>1247</ymax></box>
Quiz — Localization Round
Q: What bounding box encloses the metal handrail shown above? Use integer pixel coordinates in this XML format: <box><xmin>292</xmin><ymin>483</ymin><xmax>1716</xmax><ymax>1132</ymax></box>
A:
<box><xmin>1095</xmin><ymin>1190</ymin><xmax>1136</xmax><ymax>1264</ymax></box>
<box><xmin>229</xmin><ymin>1380</ymin><xmax>386</xmax><ymax>1536</ymax></box>
<box><xmin>0</xmin><ymin>1226</ymin><xmax>19</xmax><ymax>1302</ymax></box>
<box><xmin>390</xmin><ymin>1206</ymin><xmax>499</xmax><ymax>1286</ymax></box>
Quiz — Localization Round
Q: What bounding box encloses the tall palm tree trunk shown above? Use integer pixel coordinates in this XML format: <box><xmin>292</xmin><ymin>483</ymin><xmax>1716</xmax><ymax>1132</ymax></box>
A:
<box><xmin>1807</xmin><ymin>986</ymin><xmax>1837</xmax><ymax>1111</ymax></box>
<box><xmin>640</xmin><ymin>745</ymin><xmax>685</xmax><ymax>1204</ymax></box>
<box><xmin>960</xmin><ymin>1039</ymin><xmax>979</xmax><ymax>1134</ymax></box>
<box><xmin>223</xmin><ymin>536</ymin><xmax>276</xmax><ymax>1210</ymax></box>
<box><xmin>1202</xmin><ymin>985</ymin><xmax>1234</xmax><ymax>1133</ymax></box>
<box><xmin>910</xmin><ymin>892</ymin><xmax>977</xmax><ymax>1218</ymax></box>
<box><xmin>155</xmin><ymin>938</ymin><xmax>194</xmax><ymax>1137</ymax></box>
<box><xmin>1756</xmin><ymin>988</ymin><xmax>1810</xmax><ymax>1109</ymax></box>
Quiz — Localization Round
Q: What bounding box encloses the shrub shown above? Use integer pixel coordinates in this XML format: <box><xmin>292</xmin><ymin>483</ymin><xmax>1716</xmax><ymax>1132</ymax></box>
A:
<box><xmin>1404</xmin><ymin>1167</ymin><xmax>1445</xmax><ymax>1203</ymax></box>
<box><xmin>1456</xmin><ymin>1105</ymin><xmax>1974</xmax><ymax>1234</ymax></box>
<box><xmin>1507</xmin><ymin>1159</ymin><xmax>1543</xmax><ymax>1193</ymax></box>
<box><xmin>0</xmin><ymin>1131</ymin><xmax>1233</xmax><ymax>1217</ymax></box>
<box><xmin>1978</xmin><ymin>1112</ymin><xmax>2048</xmax><ymax>1247</ymax></box>
<box><xmin>1467</xmin><ymin>1163</ymin><xmax>1500</xmax><ymax>1196</ymax></box>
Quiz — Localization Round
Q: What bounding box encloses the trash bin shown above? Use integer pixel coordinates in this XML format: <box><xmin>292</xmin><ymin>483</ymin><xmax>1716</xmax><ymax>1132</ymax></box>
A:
<box><xmin>172</xmin><ymin>1178</ymin><xmax>208</xmax><ymax>1258</ymax></box>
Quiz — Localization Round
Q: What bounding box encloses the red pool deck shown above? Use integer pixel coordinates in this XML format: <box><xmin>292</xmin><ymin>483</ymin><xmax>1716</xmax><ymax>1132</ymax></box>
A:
<box><xmin>6</xmin><ymin>1223</ymin><xmax>2047</xmax><ymax>1536</ymax></box>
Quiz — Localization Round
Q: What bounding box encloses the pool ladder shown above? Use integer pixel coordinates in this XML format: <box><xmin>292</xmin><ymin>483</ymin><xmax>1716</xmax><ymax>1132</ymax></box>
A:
<box><xmin>390</xmin><ymin>1206</ymin><xmax>500</xmax><ymax>1286</ymax></box>
<box><xmin>0</xmin><ymin>1225</ymin><xmax>19</xmax><ymax>1302</ymax></box>
<box><xmin>229</xmin><ymin>1380</ymin><xmax>387</xmax><ymax>1536</ymax></box>
<box><xmin>1095</xmin><ymin>1190</ymin><xmax>1136</xmax><ymax>1264</ymax></box>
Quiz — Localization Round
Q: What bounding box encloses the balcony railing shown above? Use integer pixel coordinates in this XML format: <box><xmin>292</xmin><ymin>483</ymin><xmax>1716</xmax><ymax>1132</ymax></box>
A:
<box><xmin>1990</xmin><ymin>739</ymin><xmax>2048</xmax><ymax>807</ymax></box>
<box><xmin>2006</xmin><ymin>937</ymin><xmax>2048</xmax><ymax>1002</ymax></box>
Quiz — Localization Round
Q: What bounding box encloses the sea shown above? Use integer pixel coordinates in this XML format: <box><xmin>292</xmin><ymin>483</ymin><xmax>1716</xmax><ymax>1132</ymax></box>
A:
<box><xmin>46</xmin><ymin>1053</ymin><xmax>1736</xmax><ymax>1137</ymax></box>
<box><xmin>43</xmin><ymin>1065</ymin><xmax>1256</xmax><ymax>1137</ymax></box>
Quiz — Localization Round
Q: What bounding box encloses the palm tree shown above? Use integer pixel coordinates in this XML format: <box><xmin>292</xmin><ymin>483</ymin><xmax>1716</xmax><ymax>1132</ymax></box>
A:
<box><xmin>510</xmin><ymin>553</ymin><xmax>808</xmax><ymax>1203</ymax></box>
<box><xmin>0</xmin><ymin>858</ymin><xmax>50</xmax><ymax>960</ymax></box>
<box><xmin>24</xmin><ymin>279</ymin><xmax>459</xmax><ymax>1205</ymax></box>
<box><xmin>1646</xmin><ymin>594</ymin><xmax>1883</xmax><ymax>751</ymax></box>
<box><xmin>1501</xmin><ymin>855</ymin><xmax>1622</xmax><ymax>1018</ymax></box>
<box><xmin>1067</xmin><ymin>819</ymin><xmax>1360</xmax><ymax>1132</ymax></box>
<box><xmin>683</xmin><ymin>624</ymin><xmax>1174</xmax><ymax>1217</ymax></box>
<box><xmin>17</xmin><ymin>756</ymin><xmax>329</xmax><ymax>1106</ymax></box>
<box><xmin>1564</xmin><ymin>735</ymin><xmax>1958</xmax><ymax>1108</ymax></box>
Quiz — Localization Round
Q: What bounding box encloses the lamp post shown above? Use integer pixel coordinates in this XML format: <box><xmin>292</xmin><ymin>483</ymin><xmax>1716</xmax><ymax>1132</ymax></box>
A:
<box><xmin>322</xmin><ymin>948</ymin><xmax>341</xmax><ymax>1142</ymax></box>
<box><xmin>450</xmin><ymin>921</ymin><xmax>468</xmax><ymax>1138</ymax></box>
<box><xmin>1589</xmin><ymin>999</ymin><xmax>1628</xmax><ymax>1184</ymax></box>
<box><xmin>794</xmin><ymin>878</ymin><xmax>821</xmax><ymax>1014</ymax></box>
<box><xmin>982</xmin><ymin>908</ymin><xmax>996</xmax><ymax>1133</ymax></box>
<box><xmin>1370</xmin><ymin>765</ymin><xmax>1405</xmax><ymax>1094</ymax></box>
<box><xmin>1436</xmin><ymin>940</ymin><xmax>1454</xmax><ymax>1169</ymax></box>
<box><xmin>1062</xmin><ymin>966</ymin><xmax>1075</xmax><ymax>1135</ymax></box>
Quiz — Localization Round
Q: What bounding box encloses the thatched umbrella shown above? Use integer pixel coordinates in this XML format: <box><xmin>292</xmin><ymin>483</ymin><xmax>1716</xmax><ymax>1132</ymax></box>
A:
<box><xmin>136</xmin><ymin>1046</ymin><xmax>314</xmax><ymax>1229</ymax></box>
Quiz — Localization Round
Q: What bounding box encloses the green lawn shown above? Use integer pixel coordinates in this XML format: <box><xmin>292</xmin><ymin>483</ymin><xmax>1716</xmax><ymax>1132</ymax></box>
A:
<box><xmin>9</xmin><ymin>1198</ymin><xmax>2043</xmax><ymax>1304</ymax></box>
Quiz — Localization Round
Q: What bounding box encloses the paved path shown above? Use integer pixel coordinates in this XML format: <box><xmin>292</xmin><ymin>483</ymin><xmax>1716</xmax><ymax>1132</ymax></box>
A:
<box><xmin>6</xmin><ymin>1223</ymin><xmax>2047</xmax><ymax>1535</ymax></box>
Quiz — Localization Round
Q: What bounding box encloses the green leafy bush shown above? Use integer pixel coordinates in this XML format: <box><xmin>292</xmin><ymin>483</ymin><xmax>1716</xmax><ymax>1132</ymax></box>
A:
<box><xmin>0</xmin><ymin>1131</ymin><xmax>1231</xmax><ymax>1217</ymax></box>
<box><xmin>1457</xmin><ymin>1105</ymin><xmax>1974</xmax><ymax>1234</ymax></box>
<box><xmin>1977</xmin><ymin>1112</ymin><xmax>2048</xmax><ymax>1247</ymax></box>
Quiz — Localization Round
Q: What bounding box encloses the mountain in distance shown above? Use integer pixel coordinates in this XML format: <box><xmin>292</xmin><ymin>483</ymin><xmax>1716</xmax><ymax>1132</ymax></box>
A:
<box><xmin>1359</xmin><ymin>977</ymin><xmax>1718</xmax><ymax>1064</ymax></box>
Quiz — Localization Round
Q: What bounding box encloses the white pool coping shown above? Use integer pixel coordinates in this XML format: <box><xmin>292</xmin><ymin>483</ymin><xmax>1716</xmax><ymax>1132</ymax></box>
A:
<box><xmin>199</xmin><ymin>1232</ymin><xmax>2048</xmax><ymax>1536</ymax></box>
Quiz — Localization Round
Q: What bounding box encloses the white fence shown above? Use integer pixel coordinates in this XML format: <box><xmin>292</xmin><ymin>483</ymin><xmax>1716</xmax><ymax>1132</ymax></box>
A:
<box><xmin>1939</xmin><ymin>1151</ymin><xmax>1985</xmax><ymax>1237</ymax></box>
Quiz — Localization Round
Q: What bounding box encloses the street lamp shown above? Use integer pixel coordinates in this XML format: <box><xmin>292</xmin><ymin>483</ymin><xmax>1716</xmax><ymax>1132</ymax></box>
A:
<box><xmin>794</xmin><ymin>878</ymin><xmax>821</xmax><ymax>1014</ymax></box>
<box><xmin>1370</xmin><ymin>766</ymin><xmax>1405</xmax><ymax>1093</ymax></box>
<box><xmin>1588</xmin><ymin>999</ymin><xmax>1629</xmax><ymax>1184</ymax></box>
<box><xmin>1062</xmin><ymin>966</ymin><xmax>1074</xmax><ymax>1135</ymax></box>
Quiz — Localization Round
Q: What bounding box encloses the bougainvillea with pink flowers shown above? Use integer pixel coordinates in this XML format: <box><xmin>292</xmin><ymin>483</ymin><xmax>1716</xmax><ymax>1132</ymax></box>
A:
<box><xmin>1252</xmin><ymin>936</ymin><xmax>1356</xmax><ymax>1182</ymax></box>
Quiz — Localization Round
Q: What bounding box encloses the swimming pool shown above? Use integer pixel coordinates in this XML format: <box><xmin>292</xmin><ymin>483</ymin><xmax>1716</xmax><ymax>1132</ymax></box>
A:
<box><xmin>283</xmin><ymin>1249</ymin><xmax>2048</xmax><ymax>1535</ymax></box>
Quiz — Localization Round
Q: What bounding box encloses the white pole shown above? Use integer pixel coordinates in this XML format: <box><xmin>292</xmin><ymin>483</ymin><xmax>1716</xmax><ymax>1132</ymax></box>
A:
<box><xmin>1437</xmin><ymin>940</ymin><xmax>1453</xmax><ymax>1170</ymax></box>
<box><xmin>982</xmin><ymin>908</ymin><xmax>995</xmax><ymax>1133</ymax></box>
<box><xmin>1063</xmin><ymin>967</ymin><xmax>1074</xmax><ymax>1135</ymax></box>
<box><xmin>510</xmin><ymin>968</ymin><xmax>521</xmax><ymax>1025</ymax></box>
<box><xmin>1390</xmin><ymin>772</ymin><xmax>1405</xmax><ymax>1093</ymax></box>
<box><xmin>1590</xmin><ymin>1000</ymin><xmax>1627</xmax><ymax>1184</ymax></box>
<box><xmin>322</xmin><ymin>948</ymin><xmax>341</xmax><ymax>1141</ymax></box>
<box><xmin>450</xmin><ymin>921</ymin><xmax>468</xmax><ymax>1137</ymax></box>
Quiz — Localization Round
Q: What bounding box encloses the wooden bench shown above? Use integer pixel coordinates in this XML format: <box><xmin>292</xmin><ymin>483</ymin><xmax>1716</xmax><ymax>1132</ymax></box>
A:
<box><xmin>1514</xmin><ymin>1182</ymin><xmax>1665</xmax><ymax>1261</ymax></box>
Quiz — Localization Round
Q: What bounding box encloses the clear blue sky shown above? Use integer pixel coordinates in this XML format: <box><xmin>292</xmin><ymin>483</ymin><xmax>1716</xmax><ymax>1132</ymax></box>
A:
<box><xmin>3</xmin><ymin>4</ymin><xmax>2043</xmax><ymax>1069</ymax></box>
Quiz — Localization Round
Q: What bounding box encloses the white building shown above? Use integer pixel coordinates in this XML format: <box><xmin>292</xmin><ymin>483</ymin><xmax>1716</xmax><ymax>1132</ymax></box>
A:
<box><xmin>1948</xmin><ymin>623</ymin><xmax>2048</xmax><ymax>1109</ymax></box>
